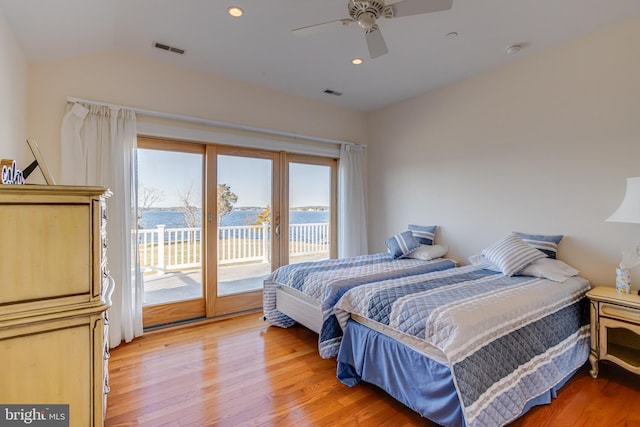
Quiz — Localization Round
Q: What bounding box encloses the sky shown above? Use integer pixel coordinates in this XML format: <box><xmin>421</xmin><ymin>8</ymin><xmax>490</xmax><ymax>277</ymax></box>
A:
<box><xmin>138</xmin><ymin>149</ymin><xmax>330</xmax><ymax>208</ymax></box>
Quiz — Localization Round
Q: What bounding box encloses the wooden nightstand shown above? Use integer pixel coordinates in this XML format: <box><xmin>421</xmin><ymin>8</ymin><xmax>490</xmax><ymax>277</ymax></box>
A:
<box><xmin>587</xmin><ymin>286</ymin><xmax>640</xmax><ymax>378</ymax></box>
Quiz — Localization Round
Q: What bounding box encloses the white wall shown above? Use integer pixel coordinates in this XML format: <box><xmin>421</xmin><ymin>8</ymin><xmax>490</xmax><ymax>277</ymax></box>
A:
<box><xmin>366</xmin><ymin>16</ymin><xmax>640</xmax><ymax>287</ymax></box>
<box><xmin>22</xmin><ymin>15</ymin><xmax>640</xmax><ymax>288</ymax></box>
<box><xmin>0</xmin><ymin>8</ymin><xmax>28</xmax><ymax>164</ymax></box>
<box><xmin>27</xmin><ymin>50</ymin><xmax>367</xmax><ymax>178</ymax></box>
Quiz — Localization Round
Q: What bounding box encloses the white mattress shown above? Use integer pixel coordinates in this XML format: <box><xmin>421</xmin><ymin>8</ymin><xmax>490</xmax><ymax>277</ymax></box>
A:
<box><xmin>275</xmin><ymin>285</ymin><xmax>322</xmax><ymax>334</ymax></box>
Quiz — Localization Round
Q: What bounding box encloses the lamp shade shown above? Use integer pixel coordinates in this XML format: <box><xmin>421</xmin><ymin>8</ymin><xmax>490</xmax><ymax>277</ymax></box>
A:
<box><xmin>606</xmin><ymin>177</ymin><xmax>640</xmax><ymax>223</ymax></box>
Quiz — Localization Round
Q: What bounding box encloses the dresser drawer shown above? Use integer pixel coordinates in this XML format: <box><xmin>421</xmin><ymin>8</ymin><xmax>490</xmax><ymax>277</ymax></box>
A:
<box><xmin>600</xmin><ymin>302</ymin><xmax>640</xmax><ymax>324</ymax></box>
<box><xmin>0</xmin><ymin>204</ymin><xmax>92</xmax><ymax>304</ymax></box>
<box><xmin>0</xmin><ymin>316</ymin><xmax>96</xmax><ymax>427</ymax></box>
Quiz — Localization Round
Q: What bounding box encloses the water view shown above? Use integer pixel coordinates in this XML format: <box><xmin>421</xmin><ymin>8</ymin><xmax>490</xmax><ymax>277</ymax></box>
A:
<box><xmin>139</xmin><ymin>208</ymin><xmax>329</xmax><ymax>229</ymax></box>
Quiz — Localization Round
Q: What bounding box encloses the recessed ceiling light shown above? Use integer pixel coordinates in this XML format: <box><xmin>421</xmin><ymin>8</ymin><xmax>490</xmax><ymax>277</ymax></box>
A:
<box><xmin>445</xmin><ymin>32</ymin><xmax>458</xmax><ymax>39</ymax></box>
<box><xmin>228</xmin><ymin>6</ymin><xmax>243</xmax><ymax>17</ymax></box>
<box><xmin>352</xmin><ymin>58</ymin><xmax>363</xmax><ymax>65</ymax></box>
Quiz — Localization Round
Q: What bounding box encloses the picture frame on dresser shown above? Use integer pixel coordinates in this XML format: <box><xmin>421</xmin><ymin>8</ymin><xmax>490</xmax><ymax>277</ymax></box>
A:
<box><xmin>25</xmin><ymin>138</ymin><xmax>56</xmax><ymax>185</ymax></box>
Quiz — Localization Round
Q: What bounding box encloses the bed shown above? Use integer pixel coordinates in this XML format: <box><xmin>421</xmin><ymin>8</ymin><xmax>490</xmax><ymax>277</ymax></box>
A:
<box><xmin>263</xmin><ymin>250</ymin><xmax>457</xmax><ymax>358</ymax></box>
<box><xmin>334</xmin><ymin>233</ymin><xmax>591</xmax><ymax>427</ymax></box>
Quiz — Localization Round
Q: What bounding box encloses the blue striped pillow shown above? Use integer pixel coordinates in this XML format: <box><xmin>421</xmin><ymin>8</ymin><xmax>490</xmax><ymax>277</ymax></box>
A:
<box><xmin>516</xmin><ymin>233</ymin><xmax>563</xmax><ymax>259</ymax></box>
<box><xmin>482</xmin><ymin>233</ymin><xmax>547</xmax><ymax>276</ymax></box>
<box><xmin>408</xmin><ymin>224</ymin><xmax>437</xmax><ymax>245</ymax></box>
<box><xmin>385</xmin><ymin>230</ymin><xmax>420</xmax><ymax>259</ymax></box>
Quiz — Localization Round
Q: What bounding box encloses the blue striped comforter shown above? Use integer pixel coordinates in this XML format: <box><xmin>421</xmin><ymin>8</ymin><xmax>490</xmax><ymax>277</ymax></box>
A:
<box><xmin>263</xmin><ymin>252</ymin><xmax>456</xmax><ymax>358</ymax></box>
<box><xmin>335</xmin><ymin>265</ymin><xmax>591</xmax><ymax>426</ymax></box>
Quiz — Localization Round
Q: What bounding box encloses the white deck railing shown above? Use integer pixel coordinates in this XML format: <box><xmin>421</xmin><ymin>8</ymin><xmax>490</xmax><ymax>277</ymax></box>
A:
<box><xmin>138</xmin><ymin>222</ymin><xmax>329</xmax><ymax>273</ymax></box>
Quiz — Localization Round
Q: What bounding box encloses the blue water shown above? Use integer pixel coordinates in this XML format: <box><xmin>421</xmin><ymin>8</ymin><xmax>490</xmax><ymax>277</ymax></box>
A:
<box><xmin>140</xmin><ymin>209</ymin><xmax>328</xmax><ymax>229</ymax></box>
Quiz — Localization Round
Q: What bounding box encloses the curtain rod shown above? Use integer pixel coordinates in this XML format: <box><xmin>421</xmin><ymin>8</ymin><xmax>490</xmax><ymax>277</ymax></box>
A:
<box><xmin>66</xmin><ymin>96</ymin><xmax>362</xmax><ymax>147</ymax></box>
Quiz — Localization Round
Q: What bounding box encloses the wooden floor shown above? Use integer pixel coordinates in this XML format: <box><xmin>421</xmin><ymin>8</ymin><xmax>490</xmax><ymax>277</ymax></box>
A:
<box><xmin>105</xmin><ymin>314</ymin><xmax>640</xmax><ymax>427</ymax></box>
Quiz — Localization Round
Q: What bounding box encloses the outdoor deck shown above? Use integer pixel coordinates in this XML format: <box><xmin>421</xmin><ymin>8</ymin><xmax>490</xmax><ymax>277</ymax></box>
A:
<box><xmin>144</xmin><ymin>263</ymin><xmax>269</xmax><ymax>305</ymax></box>
<box><xmin>143</xmin><ymin>256</ymin><xmax>326</xmax><ymax>306</ymax></box>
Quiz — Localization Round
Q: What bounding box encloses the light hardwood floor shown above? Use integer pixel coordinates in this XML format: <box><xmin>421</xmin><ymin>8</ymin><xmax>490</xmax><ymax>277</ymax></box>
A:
<box><xmin>105</xmin><ymin>313</ymin><xmax>640</xmax><ymax>426</ymax></box>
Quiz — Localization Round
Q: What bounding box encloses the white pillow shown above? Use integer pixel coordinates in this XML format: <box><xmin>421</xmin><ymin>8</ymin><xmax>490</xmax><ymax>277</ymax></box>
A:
<box><xmin>519</xmin><ymin>258</ymin><xmax>579</xmax><ymax>282</ymax></box>
<box><xmin>408</xmin><ymin>244</ymin><xmax>448</xmax><ymax>261</ymax></box>
<box><xmin>482</xmin><ymin>233</ymin><xmax>547</xmax><ymax>276</ymax></box>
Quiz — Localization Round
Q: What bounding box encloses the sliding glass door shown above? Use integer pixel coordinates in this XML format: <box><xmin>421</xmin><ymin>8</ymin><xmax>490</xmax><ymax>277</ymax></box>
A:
<box><xmin>137</xmin><ymin>138</ymin><xmax>206</xmax><ymax>328</ymax></box>
<box><xmin>285</xmin><ymin>155</ymin><xmax>337</xmax><ymax>265</ymax></box>
<box><xmin>137</xmin><ymin>138</ymin><xmax>337</xmax><ymax>325</ymax></box>
<box><xmin>207</xmin><ymin>147</ymin><xmax>281</xmax><ymax>316</ymax></box>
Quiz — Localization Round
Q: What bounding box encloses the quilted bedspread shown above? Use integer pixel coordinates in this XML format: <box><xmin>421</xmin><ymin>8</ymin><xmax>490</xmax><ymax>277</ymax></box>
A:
<box><xmin>334</xmin><ymin>265</ymin><xmax>591</xmax><ymax>427</ymax></box>
<box><xmin>263</xmin><ymin>252</ymin><xmax>456</xmax><ymax>358</ymax></box>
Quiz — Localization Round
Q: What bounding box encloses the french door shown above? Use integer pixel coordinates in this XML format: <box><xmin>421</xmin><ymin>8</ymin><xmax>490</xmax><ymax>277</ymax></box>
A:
<box><xmin>138</xmin><ymin>138</ymin><xmax>206</xmax><ymax>327</ymax></box>
<box><xmin>284</xmin><ymin>154</ymin><xmax>338</xmax><ymax>264</ymax></box>
<box><xmin>138</xmin><ymin>137</ymin><xmax>336</xmax><ymax>327</ymax></box>
<box><xmin>207</xmin><ymin>146</ymin><xmax>281</xmax><ymax>316</ymax></box>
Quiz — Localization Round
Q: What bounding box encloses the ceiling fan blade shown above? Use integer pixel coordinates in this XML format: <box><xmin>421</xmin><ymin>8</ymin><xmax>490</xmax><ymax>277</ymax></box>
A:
<box><xmin>365</xmin><ymin>28</ymin><xmax>388</xmax><ymax>59</ymax></box>
<box><xmin>291</xmin><ymin>19</ymin><xmax>354</xmax><ymax>37</ymax></box>
<box><xmin>391</xmin><ymin>0</ymin><xmax>453</xmax><ymax>18</ymax></box>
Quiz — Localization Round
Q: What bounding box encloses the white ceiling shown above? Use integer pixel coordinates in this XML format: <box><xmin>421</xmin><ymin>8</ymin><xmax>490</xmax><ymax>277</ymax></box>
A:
<box><xmin>2</xmin><ymin>0</ymin><xmax>640</xmax><ymax>112</ymax></box>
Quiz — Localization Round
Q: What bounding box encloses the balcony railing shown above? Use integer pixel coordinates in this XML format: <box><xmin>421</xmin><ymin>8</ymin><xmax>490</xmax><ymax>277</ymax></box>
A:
<box><xmin>138</xmin><ymin>222</ymin><xmax>329</xmax><ymax>273</ymax></box>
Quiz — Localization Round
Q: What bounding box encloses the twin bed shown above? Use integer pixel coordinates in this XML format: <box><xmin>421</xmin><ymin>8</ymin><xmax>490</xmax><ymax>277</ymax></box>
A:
<box><xmin>263</xmin><ymin>231</ymin><xmax>590</xmax><ymax>427</ymax></box>
<box><xmin>263</xmin><ymin>251</ymin><xmax>456</xmax><ymax>358</ymax></box>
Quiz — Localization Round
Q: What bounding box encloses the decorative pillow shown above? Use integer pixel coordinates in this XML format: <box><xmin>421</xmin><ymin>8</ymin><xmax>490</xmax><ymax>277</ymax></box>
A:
<box><xmin>408</xmin><ymin>244</ymin><xmax>448</xmax><ymax>261</ymax></box>
<box><xmin>468</xmin><ymin>253</ymin><xmax>501</xmax><ymax>272</ymax></box>
<box><xmin>519</xmin><ymin>258</ymin><xmax>579</xmax><ymax>282</ymax></box>
<box><xmin>408</xmin><ymin>224</ymin><xmax>437</xmax><ymax>245</ymax></box>
<box><xmin>516</xmin><ymin>232</ymin><xmax>563</xmax><ymax>259</ymax></box>
<box><xmin>385</xmin><ymin>231</ymin><xmax>420</xmax><ymax>259</ymax></box>
<box><xmin>482</xmin><ymin>233</ymin><xmax>547</xmax><ymax>276</ymax></box>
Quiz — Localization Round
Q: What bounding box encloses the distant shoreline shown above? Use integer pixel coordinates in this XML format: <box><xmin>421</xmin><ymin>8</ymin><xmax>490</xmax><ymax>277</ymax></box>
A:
<box><xmin>139</xmin><ymin>207</ymin><xmax>329</xmax><ymax>230</ymax></box>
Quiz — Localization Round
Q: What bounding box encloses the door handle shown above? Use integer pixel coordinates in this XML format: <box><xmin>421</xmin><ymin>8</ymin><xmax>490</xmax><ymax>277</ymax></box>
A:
<box><xmin>275</xmin><ymin>224</ymin><xmax>280</xmax><ymax>240</ymax></box>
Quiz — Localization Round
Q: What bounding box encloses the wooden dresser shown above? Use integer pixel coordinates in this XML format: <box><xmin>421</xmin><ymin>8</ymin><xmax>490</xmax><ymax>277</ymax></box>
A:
<box><xmin>0</xmin><ymin>185</ymin><xmax>112</xmax><ymax>427</ymax></box>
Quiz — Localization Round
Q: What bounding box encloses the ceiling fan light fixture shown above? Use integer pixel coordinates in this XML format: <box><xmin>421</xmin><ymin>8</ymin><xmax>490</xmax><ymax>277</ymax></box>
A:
<box><xmin>293</xmin><ymin>0</ymin><xmax>454</xmax><ymax>59</ymax></box>
<box><xmin>227</xmin><ymin>6</ymin><xmax>244</xmax><ymax>17</ymax></box>
<box><xmin>357</xmin><ymin>12</ymin><xmax>376</xmax><ymax>30</ymax></box>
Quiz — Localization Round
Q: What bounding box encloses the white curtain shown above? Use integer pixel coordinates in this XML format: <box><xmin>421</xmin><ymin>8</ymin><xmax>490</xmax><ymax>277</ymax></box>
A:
<box><xmin>61</xmin><ymin>102</ymin><xmax>143</xmax><ymax>348</ymax></box>
<box><xmin>338</xmin><ymin>144</ymin><xmax>368</xmax><ymax>257</ymax></box>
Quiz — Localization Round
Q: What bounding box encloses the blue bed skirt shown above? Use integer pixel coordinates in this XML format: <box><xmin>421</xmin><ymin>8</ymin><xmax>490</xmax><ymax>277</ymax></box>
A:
<box><xmin>336</xmin><ymin>319</ymin><xmax>578</xmax><ymax>427</ymax></box>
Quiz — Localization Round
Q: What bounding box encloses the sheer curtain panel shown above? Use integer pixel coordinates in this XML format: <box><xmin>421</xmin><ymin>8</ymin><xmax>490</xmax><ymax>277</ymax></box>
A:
<box><xmin>338</xmin><ymin>144</ymin><xmax>368</xmax><ymax>257</ymax></box>
<box><xmin>61</xmin><ymin>102</ymin><xmax>143</xmax><ymax>348</ymax></box>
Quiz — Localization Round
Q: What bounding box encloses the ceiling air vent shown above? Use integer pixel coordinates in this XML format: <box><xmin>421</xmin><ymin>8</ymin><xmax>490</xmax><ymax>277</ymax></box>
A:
<box><xmin>153</xmin><ymin>41</ymin><xmax>185</xmax><ymax>55</ymax></box>
<box><xmin>323</xmin><ymin>89</ymin><xmax>343</xmax><ymax>96</ymax></box>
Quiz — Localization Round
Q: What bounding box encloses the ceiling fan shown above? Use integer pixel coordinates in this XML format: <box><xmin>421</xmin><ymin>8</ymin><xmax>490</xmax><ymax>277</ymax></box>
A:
<box><xmin>292</xmin><ymin>0</ymin><xmax>453</xmax><ymax>59</ymax></box>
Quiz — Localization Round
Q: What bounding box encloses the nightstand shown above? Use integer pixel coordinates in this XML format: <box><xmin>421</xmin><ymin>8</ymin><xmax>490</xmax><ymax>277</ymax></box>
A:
<box><xmin>587</xmin><ymin>286</ymin><xmax>640</xmax><ymax>378</ymax></box>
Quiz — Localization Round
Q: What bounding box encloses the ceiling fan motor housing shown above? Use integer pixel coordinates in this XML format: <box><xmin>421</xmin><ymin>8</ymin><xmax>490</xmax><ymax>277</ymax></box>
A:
<box><xmin>349</xmin><ymin>0</ymin><xmax>394</xmax><ymax>32</ymax></box>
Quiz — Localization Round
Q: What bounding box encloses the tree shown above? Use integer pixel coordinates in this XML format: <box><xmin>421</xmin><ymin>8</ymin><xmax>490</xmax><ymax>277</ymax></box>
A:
<box><xmin>138</xmin><ymin>186</ymin><xmax>163</xmax><ymax>228</ymax></box>
<box><xmin>178</xmin><ymin>182</ymin><xmax>200</xmax><ymax>228</ymax></box>
<box><xmin>217</xmin><ymin>183</ymin><xmax>238</xmax><ymax>226</ymax></box>
<box><xmin>253</xmin><ymin>205</ymin><xmax>271</xmax><ymax>225</ymax></box>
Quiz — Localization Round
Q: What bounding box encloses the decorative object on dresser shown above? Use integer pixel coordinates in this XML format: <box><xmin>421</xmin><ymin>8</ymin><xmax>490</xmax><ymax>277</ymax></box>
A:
<box><xmin>606</xmin><ymin>177</ymin><xmax>640</xmax><ymax>293</ymax></box>
<box><xmin>0</xmin><ymin>159</ymin><xmax>25</xmax><ymax>184</ymax></box>
<box><xmin>0</xmin><ymin>185</ymin><xmax>112</xmax><ymax>427</ymax></box>
<box><xmin>587</xmin><ymin>286</ymin><xmax>640</xmax><ymax>379</ymax></box>
<box><xmin>25</xmin><ymin>138</ymin><xmax>56</xmax><ymax>185</ymax></box>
